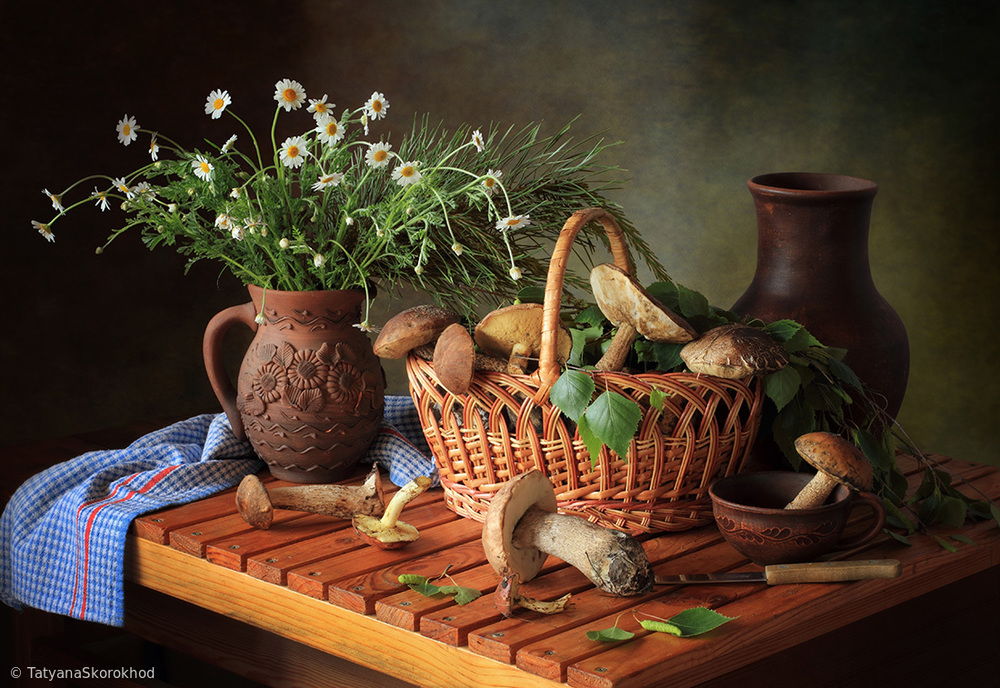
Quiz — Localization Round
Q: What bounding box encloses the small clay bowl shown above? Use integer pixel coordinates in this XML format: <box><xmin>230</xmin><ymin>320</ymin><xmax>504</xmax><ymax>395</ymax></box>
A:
<box><xmin>708</xmin><ymin>471</ymin><xmax>886</xmax><ymax>565</ymax></box>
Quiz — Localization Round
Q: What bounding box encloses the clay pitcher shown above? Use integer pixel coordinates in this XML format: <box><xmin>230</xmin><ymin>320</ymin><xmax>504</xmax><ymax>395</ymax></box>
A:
<box><xmin>732</xmin><ymin>172</ymin><xmax>909</xmax><ymax>421</ymax></box>
<box><xmin>204</xmin><ymin>285</ymin><xmax>386</xmax><ymax>483</ymax></box>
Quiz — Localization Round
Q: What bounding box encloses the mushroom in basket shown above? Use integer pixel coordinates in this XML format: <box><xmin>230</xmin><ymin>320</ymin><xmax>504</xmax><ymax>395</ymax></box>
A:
<box><xmin>589</xmin><ymin>263</ymin><xmax>697</xmax><ymax>372</ymax></box>
<box><xmin>681</xmin><ymin>322</ymin><xmax>788</xmax><ymax>379</ymax></box>
<box><xmin>482</xmin><ymin>469</ymin><xmax>653</xmax><ymax>615</ymax></box>
<box><xmin>474</xmin><ymin>303</ymin><xmax>572</xmax><ymax>375</ymax></box>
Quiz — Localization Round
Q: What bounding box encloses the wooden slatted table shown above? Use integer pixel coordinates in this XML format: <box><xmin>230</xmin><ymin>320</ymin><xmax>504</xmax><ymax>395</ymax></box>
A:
<box><xmin>119</xmin><ymin>452</ymin><xmax>1000</xmax><ymax>688</ymax></box>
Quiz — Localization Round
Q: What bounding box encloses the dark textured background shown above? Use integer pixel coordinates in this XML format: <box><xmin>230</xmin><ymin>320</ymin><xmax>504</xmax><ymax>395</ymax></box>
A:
<box><xmin>2</xmin><ymin>1</ymin><xmax>997</xmax><ymax>466</ymax></box>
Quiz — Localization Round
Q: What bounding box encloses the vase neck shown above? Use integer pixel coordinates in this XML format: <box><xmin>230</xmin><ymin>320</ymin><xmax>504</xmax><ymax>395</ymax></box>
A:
<box><xmin>750</xmin><ymin>195</ymin><xmax>876</xmax><ymax>293</ymax></box>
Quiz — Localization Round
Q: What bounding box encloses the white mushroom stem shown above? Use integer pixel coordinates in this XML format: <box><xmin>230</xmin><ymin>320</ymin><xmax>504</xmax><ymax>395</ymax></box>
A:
<box><xmin>594</xmin><ymin>323</ymin><xmax>637</xmax><ymax>372</ymax></box>
<box><xmin>381</xmin><ymin>476</ymin><xmax>433</xmax><ymax>527</ymax></box>
<box><xmin>510</xmin><ymin>507</ymin><xmax>653</xmax><ymax>595</ymax></box>
<box><xmin>785</xmin><ymin>471</ymin><xmax>839</xmax><ymax>510</ymax></box>
<box><xmin>237</xmin><ymin>467</ymin><xmax>384</xmax><ymax>529</ymax></box>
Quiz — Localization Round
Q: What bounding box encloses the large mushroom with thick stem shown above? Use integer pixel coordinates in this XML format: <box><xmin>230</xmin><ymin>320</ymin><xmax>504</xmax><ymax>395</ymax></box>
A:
<box><xmin>681</xmin><ymin>323</ymin><xmax>788</xmax><ymax>379</ymax></box>
<box><xmin>785</xmin><ymin>432</ymin><xmax>874</xmax><ymax>510</ymax></box>
<box><xmin>589</xmin><ymin>263</ymin><xmax>697</xmax><ymax>372</ymax></box>
<box><xmin>474</xmin><ymin>303</ymin><xmax>572</xmax><ymax>375</ymax></box>
<box><xmin>482</xmin><ymin>470</ymin><xmax>654</xmax><ymax>596</ymax></box>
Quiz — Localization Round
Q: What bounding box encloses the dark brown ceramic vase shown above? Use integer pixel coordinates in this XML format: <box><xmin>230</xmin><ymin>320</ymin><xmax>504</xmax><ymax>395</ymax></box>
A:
<box><xmin>204</xmin><ymin>285</ymin><xmax>386</xmax><ymax>483</ymax></box>
<box><xmin>732</xmin><ymin>173</ymin><xmax>909</xmax><ymax>420</ymax></box>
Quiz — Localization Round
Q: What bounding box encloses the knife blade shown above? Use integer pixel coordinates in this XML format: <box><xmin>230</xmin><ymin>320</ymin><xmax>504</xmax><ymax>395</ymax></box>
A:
<box><xmin>654</xmin><ymin>559</ymin><xmax>902</xmax><ymax>585</ymax></box>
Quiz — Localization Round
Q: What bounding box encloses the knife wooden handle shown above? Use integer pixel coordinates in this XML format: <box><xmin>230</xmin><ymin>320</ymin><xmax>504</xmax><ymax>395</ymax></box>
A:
<box><xmin>764</xmin><ymin>559</ymin><xmax>902</xmax><ymax>584</ymax></box>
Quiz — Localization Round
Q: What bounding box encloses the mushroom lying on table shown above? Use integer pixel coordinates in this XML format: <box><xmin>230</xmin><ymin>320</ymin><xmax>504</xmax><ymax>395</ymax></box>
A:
<box><xmin>680</xmin><ymin>322</ymin><xmax>788</xmax><ymax>379</ymax></box>
<box><xmin>785</xmin><ymin>432</ymin><xmax>874</xmax><ymax>509</ymax></box>
<box><xmin>373</xmin><ymin>305</ymin><xmax>461</xmax><ymax>359</ymax></box>
<box><xmin>589</xmin><ymin>263</ymin><xmax>697</xmax><ymax>372</ymax></box>
<box><xmin>353</xmin><ymin>475</ymin><xmax>433</xmax><ymax>548</ymax></box>
<box><xmin>482</xmin><ymin>470</ymin><xmax>654</xmax><ymax>597</ymax></box>
<box><xmin>236</xmin><ymin>466</ymin><xmax>385</xmax><ymax>529</ymax></box>
<box><xmin>474</xmin><ymin>303</ymin><xmax>572</xmax><ymax>374</ymax></box>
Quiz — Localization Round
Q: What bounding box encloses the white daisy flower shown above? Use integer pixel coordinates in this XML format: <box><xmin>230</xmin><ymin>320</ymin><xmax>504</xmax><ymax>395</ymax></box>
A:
<box><xmin>278</xmin><ymin>237</ymin><xmax>290</xmax><ymax>249</ymax></box>
<box><xmin>308</xmin><ymin>94</ymin><xmax>333</xmax><ymax>118</ymax></box>
<box><xmin>274</xmin><ymin>78</ymin><xmax>306</xmax><ymax>111</ymax></box>
<box><xmin>230</xmin><ymin>187</ymin><xmax>241</xmax><ymax>198</ymax></box>
<box><xmin>116</xmin><ymin>114</ymin><xmax>139</xmax><ymax>146</ymax></box>
<box><xmin>149</xmin><ymin>135</ymin><xmax>160</xmax><ymax>161</ymax></box>
<box><xmin>365</xmin><ymin>142</ymin><xmax>392</xmax><ymax>168</ymax></box>
<box><xmin>214</xmin><ymin>213</ymin><xmax>233</xmax><ymax>230</ymax></box>
<box><xmin>112</xmin><ymin>176</ymin><xmax>135</xmax><ymax>199</ymax></box>
<box><xmin>32</xmin><ymin>220</ymin><xmax>54</xmax><ymax>242</ymax></box>
<box><xmin>279</xmin><ymin>136</ymin><xmax>308</xmax><ymax>168</ymax></box>
<box><xmin>353</xmin><ymin>321</ymin><xmax>380</xmax><ymax>333</ymax></box>
<box><xmin>482</xmin><ymin>169</ymin><xmax>502</xmax><ymax>197</ymax></box>
<box><xmin>222</xmin><ymin>134</ymin><xmax>238</xmax><ymax>152</ymax></box>
<box><xmin>392</xmin><ymin>161</ymin><xmax>421</xmax><ymax>187</ymax></box>
<box><xmin>496</xmin><ymin>214</ymin><xmax>531</xmax><ymax>232</ymax></box>
<box><xmin>509</xmin><ymin>266</ymin><xmax>523</xmax><ymax>280</ymax></box>
<box><xmin>451</xmin><ymin>242</ymin><xmax>464</xmax><ymax>256</ymax></box>
<box><xmin>471</xmin><ymin>129</ymin><xmax>485</xmax><ymax>152</ymax></box>
<box><xmin>193</xmin><ymin>155</ymin><xmax>214</xmax><ymax>181</ymax></box>
<box><xmin>313</xmin><ymin>253</ymin><xmax>326</xmax><ymax>268</ymax></box>
<box><xmin>363</xmin><ymin>91</ymin><xmax>389</xmax><ymax>120</ymax></box>
<box><xmin>42</xmin><ymin>188</ymin><xmax>64</xmax><ymax>212</ymax></box>
<box><xmin>133</xmin><ymin>182</ymin><xmax>154</xmax><ymax>198</ymax></box>
<box><xmin>312</xmin><ymin>172</ymin><xmax>344</xmax><ymax>192</ymax></box>
<box><xmin>254</xmin><ymin>312</ymin><xmax>267</xmax><ymax>326</ymax></box>
<box><xmin>230</xmin><ymin>225</ymin><xmax>245</xmax><ymax>241</ymax></box>
<box><xmin>315</xmin><ymin>114</ymin><xmax>345</xmax><ymax>145</ymax></box>
<box><xmin>205</xmin><ymin>89</ymin><xmax>231</xmax><ymax>119</ymax></box>
<box><xmin>92</xmin><ymin>187</ymin><xmax>110</xmax><ymax>211</ymax></box>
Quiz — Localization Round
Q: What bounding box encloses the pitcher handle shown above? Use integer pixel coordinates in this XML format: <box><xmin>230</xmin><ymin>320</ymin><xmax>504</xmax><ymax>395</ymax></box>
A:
<box><xmin>203</xmin><ymin>301</ymin><xmax>258</xmax><ymax>440</ymax></box>
<box><xmin>831</xmin><ymin>491</ymin><xmax>887</xmax><ymax>551</ymax></box>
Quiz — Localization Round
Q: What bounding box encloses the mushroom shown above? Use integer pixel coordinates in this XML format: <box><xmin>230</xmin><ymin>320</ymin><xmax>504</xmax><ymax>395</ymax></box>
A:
<box><xmin>236</xmin><ymin>465</ymin><xmax>385</xmax><ymax>529</ymax></box>
<box><xmin>482</xmin><ymin>470</ymin><xmax>654</xmax><ymax>596</ymax></box>
<box><xmin>494</xmin><ymin>571</ymin><xmax>573</xmax><ymax>618</ymax></box>
<box><xmin>432</xmin><ymin>323</ymin><xmax>510</xmax><ymax>395</ymax></box>
<box><xmin>680</xmin><ymin>322</ymin><xmax>788</xmax><ymax>379</ymax></box>
<box><xmin>373</xmin><ymin>305</ymin><xmax>461</xmax><ymax>359</ymax></box>
<box><xmin>785</xmin><ymin>432</ymin><xmax>874</xmax><ymax>510</ymax></box>
<box><xmin>353</xmin><ymin>475</ymin><xmax>433</xmax><ymax>548</ymax></box>
<box><xmin>474</xmin><ymin>303</ymin><xmax>572</xmax><ymax>374</ymax></box>
<box><xmin>589</xmin><ymin>263</ymin><xmax>697</xmax><ymax>372</ymax></box>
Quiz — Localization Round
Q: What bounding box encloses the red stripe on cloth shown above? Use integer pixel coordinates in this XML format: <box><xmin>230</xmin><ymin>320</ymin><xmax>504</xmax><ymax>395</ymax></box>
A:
<box><xmin>379</xmin><ymin>426</ymin><xmax>418</xmax><ymax>450</ymax></box>
<box><xmin>72</xmin><ymin>465</ymin><xmax>181</xmax><ymax>618</ymax></box>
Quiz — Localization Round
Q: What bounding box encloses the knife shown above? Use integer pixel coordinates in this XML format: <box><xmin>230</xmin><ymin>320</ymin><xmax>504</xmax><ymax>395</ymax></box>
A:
<box><xmin>654</xmin><ymin>559</ymin><xmax>902</xmax><ymax>585</ymax></box>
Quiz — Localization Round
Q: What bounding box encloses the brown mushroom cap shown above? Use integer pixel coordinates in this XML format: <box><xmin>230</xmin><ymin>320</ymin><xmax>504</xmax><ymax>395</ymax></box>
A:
<box><xmin>795</xmin><ymin>432</ymin><xmax>873</xmax><ymax>492</ymax></box>
<box><xmin>482</xmin><ymin>470</ymin><xmax>558</xmax><ymax>583</ymax></box>
<box><xmin>433</xmin><ymin>323</ymin><xmax>476</xmax><ymax>395</ymax></box>
<box><xmin>236</xmin><ymin>474</ymin><xmax>274</xmax><ymax>529</ymax></box>
<box><xmin>373</xmin><ymin>305</ymin><xmax>461</xmax><ymax>359</ymax></box>
<box><xmin>590</xmin><ymin>264</ymin><xmax>696</xmax><ymax>343</ymax></box>
<box><xmin>680</xmin><ymin>323</ymin><xmax>789</xmax><ymax>379</ymax></box>
<box><xmin>474</xmin><ymin>303</ymin><xmax>571</xmax><ymax>374</ymax></box>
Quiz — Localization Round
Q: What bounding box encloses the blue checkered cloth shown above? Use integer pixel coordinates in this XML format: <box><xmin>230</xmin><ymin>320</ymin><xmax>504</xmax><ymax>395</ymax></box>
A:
<box><xmin>0</xmin><ymin>395</ymin><xmax>435</xmax><ymax>627</ymax></box>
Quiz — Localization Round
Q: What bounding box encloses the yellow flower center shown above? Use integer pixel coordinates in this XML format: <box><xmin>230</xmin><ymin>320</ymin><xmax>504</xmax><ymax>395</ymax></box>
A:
<box><xmin>200</xmin><ymin>161</ymin><xmax>211</xmax><ymax>173</ymax></box>
<box><xmin>505</xmin><ymin>218</ymin><xmax>519</xmax><ymax>227</ymax></box>
<box><xmin>122</xmin><ymin>124</ymin><xmax>131</xmax><ymax>136</ymax></box>
<box><xmin>484</xmin><ymin>177</ymin><xmax>496</xmax><ymax>188</ymax></box>
<box><xmin>400</xmin><ymin>166</ymin><xmax>415</xmax><ymax>178</ymax></box>
<box><xmin>283</xmin><ymin>88</ymin><xmax>297</xmax><ymax>103</ymax></box>
<box><xmin>315</xmin><ymin>102</ymin><xmax>328</xmax><ymax>113</ymax></box>
<box><xmin>325</xmin><ymin>121</ymin><xmax>338</xmax><ymax>136</ymax></box>
<box><xmin>287</xmin><ymin>145</ymin><xmax>300</xmax><ymax>158</ymax></box>
<box><xmin>214</xmin><ymin>98</ymin><xmax>225</xmax><ymax>110</ymax></box>
<box><xmin>373</xmin><ymin>150</ymin><xmax>388</xmax><ymax>163</ymax></box>
<box><xmin>371</xmin><ymin>99</ymin><xmax>383</xmax><ymax>113</ymax></box>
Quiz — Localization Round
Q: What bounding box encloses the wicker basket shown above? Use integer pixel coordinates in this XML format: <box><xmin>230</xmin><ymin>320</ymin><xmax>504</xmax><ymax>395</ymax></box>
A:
<box><xmin>406</xmin><ymin>207</ymin><xmax>764</xmax><ymax>533</ymax></box>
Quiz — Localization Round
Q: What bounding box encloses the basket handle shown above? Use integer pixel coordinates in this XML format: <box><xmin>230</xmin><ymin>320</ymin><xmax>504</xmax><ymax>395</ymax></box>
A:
<box><xmin>537</xmin><ymin>207</ymin><xmax>633</xmax><ymax>388</ymax></box>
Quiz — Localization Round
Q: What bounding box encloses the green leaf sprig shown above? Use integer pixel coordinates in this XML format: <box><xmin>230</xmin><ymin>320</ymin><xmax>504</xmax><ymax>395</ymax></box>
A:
<box><xmin>587</xmin><ymin>607</ymin><xmax>736</xmax><ymax>642</ymax></box>
<box><xmin>398</xmin><ymin>565</ymin><xmax>481</xmax><ymax>605</ymax></box>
